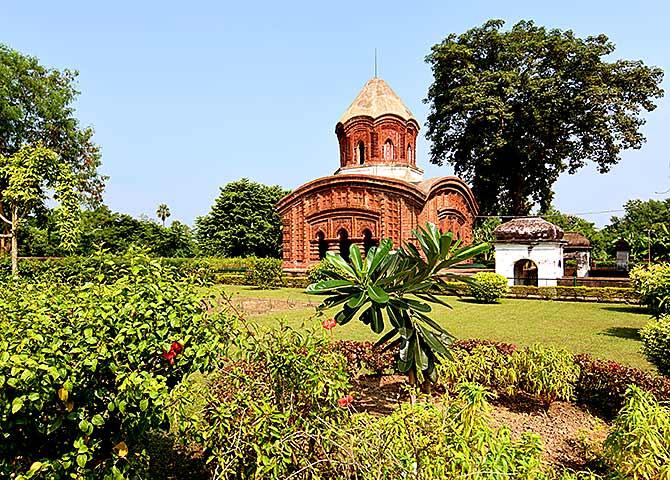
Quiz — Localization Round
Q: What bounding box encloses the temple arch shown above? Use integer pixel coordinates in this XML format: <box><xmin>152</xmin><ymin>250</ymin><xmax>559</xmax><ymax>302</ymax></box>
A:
<box><xmin>338</xmin><ymin>228</ymin><xmax>351</xmax><ymax>262</ymax></box>
<box><xmin>383</xmin><ymin>139</ymin><xmax>394</xmax><ymax>160</ymax></box>
<box><xmin>357</xmin><ymin>141</ymin><xmax>365</xmax><ymax>165</ymax></box>
<box><xmin>316</xmin><ymin>231</ymin><xmax>328</xmax><ymax>260</ymax></box>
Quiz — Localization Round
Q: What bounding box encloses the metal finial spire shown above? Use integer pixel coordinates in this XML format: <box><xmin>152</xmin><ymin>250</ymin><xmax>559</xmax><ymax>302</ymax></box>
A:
<box><xmin>374</xmin><ymin>49</ymin><xmax>378</xmax><ymax>78</ymax></box>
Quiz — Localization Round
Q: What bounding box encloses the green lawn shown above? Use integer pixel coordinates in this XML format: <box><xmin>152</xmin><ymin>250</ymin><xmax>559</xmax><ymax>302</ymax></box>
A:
<box><xmin>210</xmin><ymin>285</ymin><xmax>654</xmax><ymax>371</ymax></box>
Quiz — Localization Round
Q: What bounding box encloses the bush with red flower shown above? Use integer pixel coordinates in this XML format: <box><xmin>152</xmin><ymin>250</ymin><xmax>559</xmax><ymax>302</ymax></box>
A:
<box><xmin>0</xmin><ymin>249</ymin><xmax>240</xmax><ymax>478</ymax></box>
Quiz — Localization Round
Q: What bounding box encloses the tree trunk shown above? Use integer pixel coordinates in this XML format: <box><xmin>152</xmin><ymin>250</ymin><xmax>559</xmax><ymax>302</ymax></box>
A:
<box><xmin>11</xmin><ymin>207</ymin><xmax>18</xmax><ymax>276</ymax></box>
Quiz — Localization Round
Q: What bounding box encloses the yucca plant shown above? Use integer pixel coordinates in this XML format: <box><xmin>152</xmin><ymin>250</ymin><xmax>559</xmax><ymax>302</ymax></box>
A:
<box><xmin>306</xmin><ymin>222</ymin><xmax>489</xmax><ymax>385</ymax></box>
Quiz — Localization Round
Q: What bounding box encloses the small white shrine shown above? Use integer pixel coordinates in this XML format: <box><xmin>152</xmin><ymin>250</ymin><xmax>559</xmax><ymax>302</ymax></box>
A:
<box><xmin>493</xmin><ymin>217</ymin><xmax>566</xmax><ymax>287</ymax></box>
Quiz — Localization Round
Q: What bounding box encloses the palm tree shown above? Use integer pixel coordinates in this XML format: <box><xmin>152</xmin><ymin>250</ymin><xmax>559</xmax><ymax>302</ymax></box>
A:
<box><xmin>157</xmin><ymin>203</ymin><xmax>171</xmax><ymax>227</ymax></box>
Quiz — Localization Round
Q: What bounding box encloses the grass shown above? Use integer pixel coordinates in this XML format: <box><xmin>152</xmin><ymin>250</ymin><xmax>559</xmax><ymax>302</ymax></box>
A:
<box><xmin>210</xmin><ymin>285</ymin><xmax>655</xmax><ymax>371</ymax></box>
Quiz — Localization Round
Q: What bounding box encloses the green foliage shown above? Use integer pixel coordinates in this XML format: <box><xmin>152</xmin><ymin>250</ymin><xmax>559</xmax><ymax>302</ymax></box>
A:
<box><xmin>603</xmin><ymin>198</ymin><xmax>670</xmax><ymax>262</ymax></box>
<box><xmin>306</xmin><ymin>258</ymin><xmax>350</xmax><ymax>285</ymax></box>
<box><xmin>472</xmin><ymin>217</ymin><xmax>501</xmax><ymax>264</ymax></box>
<box><xmin>603</xmin><ymin>385</ymin><xmax>670</xmax><ymax>480</ymax></box>
<box><xmin>0</xmin><ymin>143</ymin><xmax>81</xmax><ymax>273</ymax></box>
<box><xmin>0</xmin><ymin>250</ymin><xmax>237</xmax><ymax>478</ymax></box>
<box><xmin>307</xmin><ymin>222</ymin><xmax>489</xmax><ymax>383</ymax></box>
<box><xmin>168</xmin><ymin>325</ymin><xmax>350</xmax><ymax>479</ymax></box>
<box><xmin>512</xmin><ymin>344</ymin><xmax>580</xmax><ymax>406</ymax></box>
<box><xmin>245</xmin><ymin>256</ymin><xmax>283</xmax><ymax>289</ymax></box>
<box><xmin>640</xmin><ymin>315</ymin><xmax>670</xmax><ymax>376</ymax></box>
<box><xmin>630</xmin><ymin>263</ymin><xmax>670</xmax><ymax>317</ymax></box>
<box><xmin>510</xmin><ymin>285</ymin><xmax>638</xmax><ymax>303</ymax></box>
<box><xmin>542</xmin><ymin>206</ymin><xmax>607</xmax><ymax>260</ymax></box>
<box><xmin>425</xmin><ymin>19</ymin><xmax>664</xmax><ymax>216</ymax></box>
<box><xmin>469</xmin><ymin>272</ymin><xmax>509</xmax><ymax>303</ymax></box>
<box><xmin>335</xmin><ymin>383</ymin><xmax>549</xmax><ymax>479</ymax></box>
<box><xmin>439</xmin><ymin>344</ymin><xmax>579</xmax><ymax>406</ymax></box>
<box><xmin>0</xmin><ymin>43</ymin><xmax>104</xmax><ymax>203</ymax></box>
<box><xmin>21</xmin><ymin>205</ymin><xmax>197</xmax><ymax>257</ymax></box>
<box><xmin>196</xmin><ymin>178</ymin><xmax>289</xmax><ymax>258</ymax></box>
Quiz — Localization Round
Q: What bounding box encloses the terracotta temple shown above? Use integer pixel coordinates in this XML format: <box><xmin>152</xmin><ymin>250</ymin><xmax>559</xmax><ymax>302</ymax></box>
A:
<box><xmin>276</xmin><ymin>77</ymin><xmax>479</xmax><ymax>270</ymax></box>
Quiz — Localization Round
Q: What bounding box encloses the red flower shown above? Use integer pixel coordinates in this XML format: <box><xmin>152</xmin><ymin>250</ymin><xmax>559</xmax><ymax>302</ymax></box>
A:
<box><xmin>337</xmin><ymin>394</ymin><xmax>354</xmax><ymax>408</ymax></box>
<box><xmin>170</xmin><ymin>341</ymin><xmax>183</xmax><ymax>355</ymax></box>
<box><xmin>162</xmin><ymin>350</ymin><xmax>176</xmax><ymax>365</ymax></box>
<box><xmin>322</xmin><ymin>318</ymin><xmax>337</xmax><ymax>331</ymax></box>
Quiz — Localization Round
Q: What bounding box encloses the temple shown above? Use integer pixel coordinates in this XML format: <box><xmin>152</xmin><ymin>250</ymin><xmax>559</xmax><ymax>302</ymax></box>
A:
<box><xmin>277</xmin><ymin>77</ymin><xmax>479</xmax><ymax>270</ymax></box>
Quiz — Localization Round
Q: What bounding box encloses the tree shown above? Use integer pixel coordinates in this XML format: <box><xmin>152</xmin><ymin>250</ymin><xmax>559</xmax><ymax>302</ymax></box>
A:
<box><xmin>307</xmin><ymin>223</ymin><xmax>488</xmax><ymax>387</ymax></box>
<box><xmin>541</xmin><ymin>206</ymin><xmax>607</xmax><ymax>259</ymax></box>
<box><xmin>0</xmin><ymin>144</ymin><xmax>79</xmax><ymax>274</ymax></box>
<box><xmin>425</xmin><ymin>20</ymin><xmax>664</xmax><ymax>216</ymax></box>
<box><xmin>157</xmin><ymin>203</ymin><xmax>171</xmax><ymax>227</ymax></box>
<box><xmin>603</xmin><ymin>198</ymin><xmax>670</xmax><ymax>262</ymax></box>
<box><xmin>196</xmin><ymin>179</ymin><xmax>289</xmax><ymax>258</ymax></box>
<box><xmin>0</xmin><ymin>44</ymin><xmax>105</xmax><ymax>204</ymax></box>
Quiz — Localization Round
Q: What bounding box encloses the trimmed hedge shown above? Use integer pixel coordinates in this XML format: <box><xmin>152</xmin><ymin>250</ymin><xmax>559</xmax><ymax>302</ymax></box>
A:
<box><xmin>508</xmin><ymin>285</ymin><xmax>638</xmax><ymax>303</ymax></box>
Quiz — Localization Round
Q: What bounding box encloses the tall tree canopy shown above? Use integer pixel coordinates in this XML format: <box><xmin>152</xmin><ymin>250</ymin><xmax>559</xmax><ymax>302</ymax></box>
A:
<box><xmin>196</xmin><ymin>178</ymin><xmax>289</xmax><ymax>258</ymax></box>
<box><xmin>425</xmin><ymin>20</ymin><xmax>664</xmax><ymax>216</ymax></box>
<box><xmin>0</xmin><ymin>43</ymin><xmax>104</xmax><ymax>204</ymax></box>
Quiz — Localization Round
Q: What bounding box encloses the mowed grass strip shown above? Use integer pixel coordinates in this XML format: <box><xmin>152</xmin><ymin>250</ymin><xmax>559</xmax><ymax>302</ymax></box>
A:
<box><xmin>210</xmin><ymin>285</ymin><xmax>654</xmax><ymax>371</ymax></box>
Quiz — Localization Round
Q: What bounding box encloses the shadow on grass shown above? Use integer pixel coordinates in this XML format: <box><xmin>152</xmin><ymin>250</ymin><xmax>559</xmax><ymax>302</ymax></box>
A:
<box><xmin>600</xmin><ymin>305</ymin><xmax>649</xmax><ymax>315</ymax></box>
<box><xmin>456</xmin><ymin>298</ymin><xmax>500</xmax><ymax>305</ymax></box>
<box><xmin>599</xmin><ymin>326</ymin><xmax>642</xmax><ymax>341</ymax></box>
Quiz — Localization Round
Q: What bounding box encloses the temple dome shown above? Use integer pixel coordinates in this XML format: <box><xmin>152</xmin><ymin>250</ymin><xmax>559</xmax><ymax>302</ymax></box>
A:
<box><xmin>494</xmin><ymin>217</ymin><xmax>564</xmax><ymax>242</ymax></box>
<box><xmin>339</xmin><ymin>77</ymin><xmax>416</xmax><ymax>124</ymax></box>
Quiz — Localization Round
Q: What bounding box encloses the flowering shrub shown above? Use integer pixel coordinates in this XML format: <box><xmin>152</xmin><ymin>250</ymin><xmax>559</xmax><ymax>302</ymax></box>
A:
<box><xmin>630</xmin><ymin>263</ymin><xmax>670</xmax><ymax>317</ymax></box>
<box><xmin>640</xmin><ymin>315</ymin><xmax>670</xmax><ymax>376</ymax></box>
<box><xmin>575</xmin><ymin>353</ymin><xmax>670</xmax><ymax>419</ymax></box>
<box><xmin>468</xmin><ymin>272</ymin><xmax>510</xmax><ymax>303</ymax></box>
<box><xmin>451</xmin><ymin>338</ymin><xmax>519</xmax><ymax>355</ymax></box>
<box><xmin>603</xmin><ymin>386</ymin><xmax>670</xmax><ymax>479</ymax></box>
<box><xmin>168</xmin><ymin>324</ymin><xmax>350</xmax><ymax>479</ymax></box>
<box><xmin>244</xmin><ymin>256</ymin><xmax>283</xmax><ymax>289</ymax></box>
<box><xmin>331</xmin><ymin>340</ymin><xmax>396</xmax><ymax>376</ymax></box>
<box><xmin>0</xmin><ymin>251</ymin><xmax>237</xmax><ymax>478</ymax></box>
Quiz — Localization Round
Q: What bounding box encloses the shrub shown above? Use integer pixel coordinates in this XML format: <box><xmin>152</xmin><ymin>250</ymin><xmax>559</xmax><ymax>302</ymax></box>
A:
<box><xmin>574</xmin><ymin>353</ymin><xmax>670</xmax><ymax>419</ymax></box>
<box><xmin>0</xmin><ymin>251</ymin><xmax>237</xmax><ymax>478</ymax></box>
<box><xmin>469</xmin><ymin>272</ymin><xmax>509</xmax><ymax>303</ymax></box>
<box><xmin>603</xmin><ymin>385</ymin><xmax>670</xmax><ymax>479</ymax></box>
<box><xmin>451</xmin><ymin>338</ymin><xmax>519</xmax><ymax>355</ymax></box>
<box><xmin>168</xmin><ymin>325</ymin><xmax>350</xmax><ymax>479</ymax></box>
<box><xmin>439</xmin><ymin>343</ymin><xmax>579</xmax><ymax>406</ymax></box>
<box><xmin>331</xmin><ymin>340</ymin><xmax>396</xmax><ymax>376</ymax></box>
<box><xmin>630</xmin><ymin>263</ymin><xmax>670</xmax><ymax>316</ymax></box>
<box><xmin>333</xmin><ymin>383</ymin><xmax>549</xmax><ymax>479</ymax></box>
<box><xmin>244</xmin><ymin>256</ymin><xmax>283</xmax><ymax>288</ymax></box>
<box><xmin>511</xmin><ymin>344</ymin><xmax>579</xmax><ymax>406</ymax></box>
<box><xmin>640</xmin><ymin>315</ymin><xmax>670</xmax><ymax>376</ymax></box>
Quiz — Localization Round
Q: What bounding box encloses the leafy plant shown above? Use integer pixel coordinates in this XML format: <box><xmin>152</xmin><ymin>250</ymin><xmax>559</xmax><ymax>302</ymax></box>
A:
<box><xmin>603</xmin><ymin>385</ymin><xmax>670</xmax><ymax>479</ymax></box>
<box><xmin>334</xmin><ymin>383</ymin><xmax>549</xmax><ymax>479</ymax></box>
<box><xmin>331</xmin><ymin>340</ymin><xmax>396</xmax><ymax>377</ymax></box>
<box><xmin>630</xmin><ymin>263</ymin><xmax>670</xmax><ymax>317</ymax></box>
<box><xmin>640</xmin><ymin>315</ymin><xmax>670</xmax><ymax>376</ymax></box>
<box><xmin>244</xmin><ymin>256</ymin><xmax>283</xmax><ymax>289</ymax></box>
<box><xmin>0</xmin><ymin>249</ymin><xmax>237</xmax><ymax>478</ymax></box>
<box><xmin>469</xmin><ymin>271</ymin><xmax>509</xmax><ymax>303</ymax></box>
<box><xmin>574</xmin><ymin>353</ymin><xmax>670</xmax><ymax>419</ymax></box>
<box><xmin>306</xmin><ymin>222</ymin><xmax>488</xmax><ymax>384</ymax></box>
<box><xmin>168</xmin><ymin>324</ymin><xmax>350</xmax><ymax>479</ymax></box>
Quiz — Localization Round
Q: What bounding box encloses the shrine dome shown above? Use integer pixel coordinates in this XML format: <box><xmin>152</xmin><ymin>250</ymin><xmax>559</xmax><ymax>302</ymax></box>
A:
<box><xmin>494</xmin><ymin>217</ymin><xmax>565</xmax><ymax>242</ymax></box>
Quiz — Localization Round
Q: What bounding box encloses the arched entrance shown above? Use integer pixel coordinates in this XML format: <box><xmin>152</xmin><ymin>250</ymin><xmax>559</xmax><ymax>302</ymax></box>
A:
<box><xmin>338</xmin><ymin>229</ymin><xmax>351</xmax><ymax>262</ymax></box>
<box><xmin>514</xmin><ymin>259</ymin><xmax>538</xmax><ymax>286</ymax></box>
<box><xmin>316</xmin><ymin>231</ymin><xmax>328</xmax><ymax>260</ymax></box>
<box><xmin>362</xmin><ymin>229</ymin><xmax>377</xmax><ymax>254</ymax></box>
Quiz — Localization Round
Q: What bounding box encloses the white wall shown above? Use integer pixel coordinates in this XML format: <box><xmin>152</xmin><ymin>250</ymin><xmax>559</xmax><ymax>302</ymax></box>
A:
<box><xmin>494</xmin><ymin>242</ymin><xmax>565</xmax><ymax>287</ymax></box>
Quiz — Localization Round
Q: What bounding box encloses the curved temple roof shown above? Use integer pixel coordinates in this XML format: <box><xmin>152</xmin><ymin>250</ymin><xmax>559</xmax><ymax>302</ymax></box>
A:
<box><xmin>339</xmin><ymin>77</ymin><xmax>416</xmax><ymax>124</ymax></box>
<box><xmin>494</xmin><ymin>217</ymin><xmax>564</xmax><ymax>242</ymax></box>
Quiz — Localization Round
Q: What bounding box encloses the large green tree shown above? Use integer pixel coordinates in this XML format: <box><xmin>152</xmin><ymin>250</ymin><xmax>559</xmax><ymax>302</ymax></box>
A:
<box><xmin>196</xmin><ymin>178</ymin><xmax>289</xmax><ymax>258</ymax></box>
<box><xmin>0</xmin><ymin>44</ymin><xmax>104</xmax><ymax>204</ymax></box>
<box><xmin>425</xmin><ymin>20</ymin><xmax>664</xmax><ymax>216</ymax></box>
<box><xmin>602</xmin><ymin>198</ymin><xmax>670</xmax><ymax>262</ymax></box>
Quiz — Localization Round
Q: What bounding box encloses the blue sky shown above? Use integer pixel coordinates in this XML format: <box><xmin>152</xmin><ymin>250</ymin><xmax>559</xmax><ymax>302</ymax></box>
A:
<box><xmin>1</xmin><ymin>0</ymin><xmax>668</xmax><ymax>226</ymax></box>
